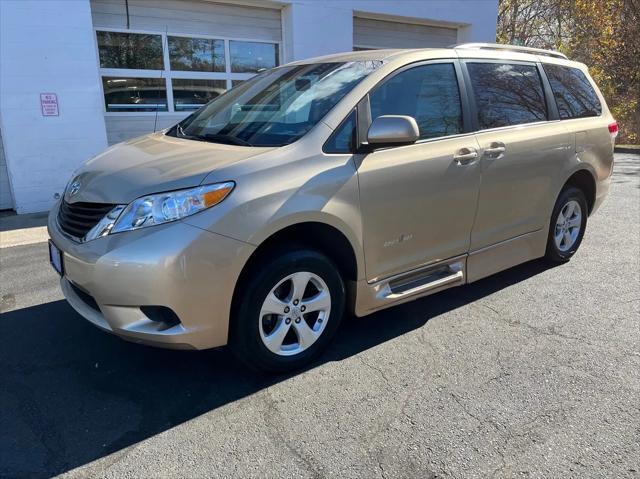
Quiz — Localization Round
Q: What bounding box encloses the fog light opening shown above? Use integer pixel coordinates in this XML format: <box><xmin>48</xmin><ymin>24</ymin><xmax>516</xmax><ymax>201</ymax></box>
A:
<box><xmin>140</xmin><ymin>306</ymin><xmax>181</xmax><ymax>330</ymax></box>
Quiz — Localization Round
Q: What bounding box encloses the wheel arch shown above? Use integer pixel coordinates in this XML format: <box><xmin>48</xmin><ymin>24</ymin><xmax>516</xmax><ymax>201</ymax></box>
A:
<box><xmin>231</xmin><ymin>219</ymin><xmax>363</xmax><ymax>320</ymax></box>
<box><xmin>562</xmin><ymin>167</ymin><xmax>597</xmax><ymax>215</ymax></box>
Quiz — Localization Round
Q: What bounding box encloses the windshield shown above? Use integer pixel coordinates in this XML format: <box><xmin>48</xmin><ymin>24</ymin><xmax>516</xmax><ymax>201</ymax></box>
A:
<box><xmin>167</xmin><ymin>61</ymin><xmax>381</xmax><ymax>147</ymax></box>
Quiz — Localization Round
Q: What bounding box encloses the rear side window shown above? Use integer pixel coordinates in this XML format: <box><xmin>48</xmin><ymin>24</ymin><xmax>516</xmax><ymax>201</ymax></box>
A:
<box><xmin>369</xmin><ymin>63</ymin><xmax>463</xmax><ymax>140</ymax></box>
<box><xmin>467</xmin><ymin>62</ymin><xmax>547</xmax><ymax>129</ymax></box>
<box><xmin>543</xmin><ymin>64</ymin><xmax>602</xmax><ymax>119</ymax></box>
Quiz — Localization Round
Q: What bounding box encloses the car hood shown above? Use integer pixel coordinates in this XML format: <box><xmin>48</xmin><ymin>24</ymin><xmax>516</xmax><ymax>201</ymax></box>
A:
<box><xmin>66</xmin><ymin>132</ymin><xmax>274</xmax><ymax>204</ymax></box>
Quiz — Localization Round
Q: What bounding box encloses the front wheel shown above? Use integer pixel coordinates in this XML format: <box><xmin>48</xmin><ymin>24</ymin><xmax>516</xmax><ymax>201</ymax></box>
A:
<box><xmin>229</xmin><ymin>249</ymin><xmax>345</xmax><ymax>373</ymax></box>
<box><xmin>545</xmin><ymin>186</ymin><xmax>588</xmax><ymax>263</ymax></box>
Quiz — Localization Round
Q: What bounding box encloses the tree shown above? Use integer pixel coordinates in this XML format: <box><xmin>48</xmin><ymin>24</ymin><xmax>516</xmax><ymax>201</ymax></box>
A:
<box><xmin>497</xmin><ymin>0</ymin><xmax>639</xmax><ymax>143</ymax></box>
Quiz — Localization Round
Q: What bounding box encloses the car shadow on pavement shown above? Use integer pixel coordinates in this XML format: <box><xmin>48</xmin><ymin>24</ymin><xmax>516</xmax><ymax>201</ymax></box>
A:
<box><xmin>0</xmin><ymin>259</ymin><xmax>554</xmax><ymax>478</ymax></box>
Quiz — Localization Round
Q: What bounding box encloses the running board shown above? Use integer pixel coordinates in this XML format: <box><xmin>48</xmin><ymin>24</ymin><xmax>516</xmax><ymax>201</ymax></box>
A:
<box><xmin>376</xmin><ymin>260</ymin><xmax>465</xmax><ymax>300</ymax></box>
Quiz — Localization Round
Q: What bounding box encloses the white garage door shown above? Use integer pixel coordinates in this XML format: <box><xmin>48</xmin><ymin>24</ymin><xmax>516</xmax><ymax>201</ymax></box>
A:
<box><xmin>353</xmin><ymin>17</ymin><xmax>458</xmax><ymax>50</ymax></box>
<box><xmin>0</xmin><ymin>129</ymin><xmax>13</xmax><ymax>210</ymax></box>
<box><xmin>91</xmin><ymin>0</ymin><xmax>282</xmax><ymax>145</ymax></box>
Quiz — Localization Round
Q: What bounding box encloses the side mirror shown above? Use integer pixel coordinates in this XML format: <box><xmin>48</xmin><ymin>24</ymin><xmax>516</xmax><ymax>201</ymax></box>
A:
<box><xmin>366</xmin><ymin>115</ymin><xmax>419</xmax><ymax>147</ymax></box>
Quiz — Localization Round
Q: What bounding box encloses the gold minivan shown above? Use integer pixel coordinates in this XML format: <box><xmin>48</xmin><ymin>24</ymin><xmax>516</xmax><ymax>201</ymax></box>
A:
<box><xmin>48</xmin><ymin>43</ymin><xmax>616</xmax><ymax>372</ymax></box>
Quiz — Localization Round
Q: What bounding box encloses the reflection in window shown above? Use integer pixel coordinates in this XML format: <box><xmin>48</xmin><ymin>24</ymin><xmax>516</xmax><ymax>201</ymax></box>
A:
<box><xmin>168</xmin><ymin>36</ymin><xmax>225</xmax><ymax>72</ymax></box>
<box><xmin>370</xmin><ymin>63</ymin><xmax>463</xmax><ymax>140</ymax></box>
<box><xmin>230</xmin><ymin>41</ymin><xmax>278</xmax><ymax>73</ymax></box>
<box><xmin>543</xmin><ymin>64</ymin><xmax>601</xmax><ymax>119</ymax></box>
<box><xmin>174</xmin><ymin>61</ymin><xmax>380</xmax><ymax>147</ymax></box>
<box><xmin>324</xmin><ymin>110</ymin><xmax>357</xmax><ymax>153</ymax></box>
<box><xmin>102</xmin><ymin>77</ymin><xmax>167</xmax><ymax>112</ymax></box>
<box><xmin>467</xmin><ymin>62</ymin><xmax>547</xmax><ymax>129</ymax></box>
<box><xmin>172</xmin><ymin>79</ymin><xmax>226</xmax><ymax>111</ymax></box>
<box><xmin>232</xmin><ymin>80</ymin><xmax>246</xmax><ymax>88</ymax></box>
<box><xmin>97</xmin><ymin>31</ymin><xmax>163</xmax><ymax>70</ymax></box>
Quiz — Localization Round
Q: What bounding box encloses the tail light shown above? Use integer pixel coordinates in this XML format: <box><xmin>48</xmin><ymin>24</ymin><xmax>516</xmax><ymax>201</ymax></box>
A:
<box><xmin>608</xmin><ymin>121</ymin><xmax>619</xmax><ymax>139</ymax></box>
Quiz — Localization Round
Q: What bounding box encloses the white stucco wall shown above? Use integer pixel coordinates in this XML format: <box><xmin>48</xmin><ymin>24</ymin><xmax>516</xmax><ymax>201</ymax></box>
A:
<box><xmin>0</xmin><ymin>0</ymin><xmax>108</xmax><ymax>213</ymax></box>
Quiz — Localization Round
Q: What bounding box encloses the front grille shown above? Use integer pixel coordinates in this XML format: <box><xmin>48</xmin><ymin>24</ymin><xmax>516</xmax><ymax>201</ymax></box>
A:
<box><xmin>58</xmin><ymin>200</ymin><xmax>115</xmax><ymax>239</ymax></box>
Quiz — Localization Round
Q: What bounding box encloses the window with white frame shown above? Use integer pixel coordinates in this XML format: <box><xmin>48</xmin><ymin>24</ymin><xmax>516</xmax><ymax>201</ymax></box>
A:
<box><xmin>96</xmin><ymin>29</ymin><xmax>280</xmax><ymax>113</ymax></box>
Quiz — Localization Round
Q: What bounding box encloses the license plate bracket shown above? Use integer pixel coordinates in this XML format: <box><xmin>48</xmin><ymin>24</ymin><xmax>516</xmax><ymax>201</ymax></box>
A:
<box><xmin>48</xmin><ymin>240</ymin><xmax>64</xmax><ymax>276</ymax></box>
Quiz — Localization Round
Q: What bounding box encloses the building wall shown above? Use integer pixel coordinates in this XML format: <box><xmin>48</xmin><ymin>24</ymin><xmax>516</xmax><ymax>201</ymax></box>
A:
<box><xmin>0</xmin><ymin>130</ymin><xmax>13</xmax><ymax>210</ymax></box>
<box><xmin>0</xmin><ymin>0</ymin><xmax>497</xmax><ymax>213</ymax></box>
<box><xmin>0</xmin><ymin>0</ymin><xmax>109</xmax><ymax>213</ymax></box>
<box><xmin>281</xmin><ymin>0</ymin><xmax>498</xmax><ymax>60</ymax></box>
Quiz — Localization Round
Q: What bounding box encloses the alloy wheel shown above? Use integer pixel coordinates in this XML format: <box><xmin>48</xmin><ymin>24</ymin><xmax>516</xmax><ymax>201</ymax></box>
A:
<box><xmin>554</xmin><ymin>199</ymin><xmax>582</xmax><ymax>252</ymax></box>
<box><xmin>258</xmin><ymin>271</ymin><xmax>331</xmax><ymax>356</ymax></box>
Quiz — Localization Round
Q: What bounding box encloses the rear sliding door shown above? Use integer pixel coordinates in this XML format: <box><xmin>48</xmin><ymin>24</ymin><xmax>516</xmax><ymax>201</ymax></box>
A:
<box><xmin>463</xmin><ymin>60</ymin><xmax>573</xmax><ymax>251</ymax></box>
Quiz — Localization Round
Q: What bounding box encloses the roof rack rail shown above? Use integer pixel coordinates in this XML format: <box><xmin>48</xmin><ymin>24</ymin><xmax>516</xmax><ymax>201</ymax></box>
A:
<box><xmin>453</xmin><ymin>42</ymin><xmax>568</xmax><ymax>60</ymax></box>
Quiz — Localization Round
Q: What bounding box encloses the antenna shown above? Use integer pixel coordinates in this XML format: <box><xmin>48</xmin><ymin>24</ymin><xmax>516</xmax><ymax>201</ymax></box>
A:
<box><xmin>153</xmin><ymin>25</ymin><xmax>168</xmax><ymax>133</ymax></box>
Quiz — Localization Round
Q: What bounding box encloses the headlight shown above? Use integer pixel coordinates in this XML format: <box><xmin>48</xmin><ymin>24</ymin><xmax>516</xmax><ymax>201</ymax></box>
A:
<box><xmin>110</xmin><ymin>182</ymin><xmax>235</xmax><ymax>234</ymax></box>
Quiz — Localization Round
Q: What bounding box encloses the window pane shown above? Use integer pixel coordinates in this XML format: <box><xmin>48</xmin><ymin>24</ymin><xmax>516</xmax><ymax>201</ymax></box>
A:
<box><xmin>97</xmin><ymin>31</ymin><xmax>163</xmax><ymax>70</ymax></box>
<box><xmin>230</xmin><ymin>41</ymin><xmax>278</xmax><ymax>73</ymax></box>
<box><xmin>232</xmin><ymin>79</ymin><xmax>246</xmax><ymax>88</ymax></box>
<box><xmin>467</xmin><ymin>62</ymin><xmax>547</xmax><ymax>129</ymax></box>
<box><xmin>324</xmin><ymin>110</ymin><xmax>356</xmax><ymax>153</ymax></box>
<box><xmin>102</xmin><ymin>77</ymin><xmax>167</xmax><ymax>112</ymax></box>
<box><xmin>543</xmin><ymin>64</ymin><xmax>602</xmax><ymax>119</ymax></box>
<box><xmin>370</xmin><ymin>63</ymin><xmax>463</xmax><ymax>140</ymax></box>
<box><xmin>168</xmin><ymin>36</ymin><xmax>225</xmax><ymax>72</ymax></box>
<box><xmin>172</xmin><ymin>79</ymin><xmax>226</xmax><ymax>111</ymax></box>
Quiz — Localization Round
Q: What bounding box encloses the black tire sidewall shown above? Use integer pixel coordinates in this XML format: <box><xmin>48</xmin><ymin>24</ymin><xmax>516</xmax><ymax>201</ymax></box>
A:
<box><xmin>230</xmin><ymin>249</ymin><xmax>345</xmax><ymax>373</ymax></box>
<box><xmin>546</xmin><ymin>186</ymin><xmax>588</xmax><ymax>262</ymax></box>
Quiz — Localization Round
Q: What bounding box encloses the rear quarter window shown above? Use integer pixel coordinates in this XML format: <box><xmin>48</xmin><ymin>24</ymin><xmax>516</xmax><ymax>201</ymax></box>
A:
<box><xmin>467</xmin><ymin>62</ymin><xmax>547</xmax><ymax>130</ymax></box>
<box><xmin>542</xmin><ymin>64</ymin><xmax>602</xmax><ymax>119</ymax></box>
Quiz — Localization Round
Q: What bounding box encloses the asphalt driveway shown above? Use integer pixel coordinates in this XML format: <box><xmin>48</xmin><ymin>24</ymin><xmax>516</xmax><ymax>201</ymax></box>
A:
<box><xmin>1</xmin><ymin>153</ymin><xmax>638</xmax><ymax>479</ymax></box>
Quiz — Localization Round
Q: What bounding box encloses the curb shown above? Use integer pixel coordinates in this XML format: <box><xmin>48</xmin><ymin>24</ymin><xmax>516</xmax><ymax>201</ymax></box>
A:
<box><xmin>614</xmin><ymin>146</ymin><xmax>640</xmax><ymax>154</ymax></box>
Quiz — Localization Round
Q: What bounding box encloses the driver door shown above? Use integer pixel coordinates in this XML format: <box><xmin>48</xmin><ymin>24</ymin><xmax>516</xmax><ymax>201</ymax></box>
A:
<box><xmin>356</xmin><ymin>61</ymin><xmax>481</xmax><ymax>282</ymax></box>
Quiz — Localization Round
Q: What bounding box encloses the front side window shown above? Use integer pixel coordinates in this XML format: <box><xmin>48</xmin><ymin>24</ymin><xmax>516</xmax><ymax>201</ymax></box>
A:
<box><xmin>369</xmin><ymin>63</ymin><xmax>463</xmax><ymax>140</ymax></box>
<box><xmin>170</xmin><ymin>61</ymin><xmax>381</xmax><ymax>147</ymax></box>
<box><xmin>543</xmin><ymin>64</ymin><xmax>602</xmax><ymax>119</ymax></box>
<box><xmin>467</xmin><ymin>62</ymin><xmax>547</xmax><ymax>129</ymax></box>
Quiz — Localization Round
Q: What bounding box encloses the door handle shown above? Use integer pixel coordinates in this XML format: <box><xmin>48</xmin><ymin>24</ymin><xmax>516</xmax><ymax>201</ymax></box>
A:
<box><xmin>453</xmin><ymin>147</ymin><xmax>478</xmax><ymax>165</ymax></box>
<box><xmin>484</xmin><ymin>142</ymin><xmax>506</xmax><ymax>158</ymax></box>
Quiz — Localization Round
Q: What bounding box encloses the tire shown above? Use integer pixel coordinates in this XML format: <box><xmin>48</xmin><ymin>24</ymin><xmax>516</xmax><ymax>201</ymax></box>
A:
<box><xmin>545</xmin><ymin>186</ymin><xmax>588</xmax><ymax>263</ymax></box>
<box><xmin>229</xmin><ymin>248</ymin><xmax>345</xmax><ymax>373</ymax></box>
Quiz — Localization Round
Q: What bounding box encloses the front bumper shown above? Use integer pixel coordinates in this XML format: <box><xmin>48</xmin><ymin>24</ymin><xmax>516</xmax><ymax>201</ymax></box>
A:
<box><xmin>48</xmin><ymin>202</ymin><xmax>255</xmax><ymax>349</ymax></box>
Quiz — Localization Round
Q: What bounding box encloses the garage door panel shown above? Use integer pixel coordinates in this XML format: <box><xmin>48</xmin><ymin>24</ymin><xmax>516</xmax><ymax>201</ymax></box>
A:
<box><xmin>92</xmin><ymin>0</ymin><xmax>282</xmax><ymax>145</ymax></box>
<box><xmin>354</xmin><ymin>17</ymin><xmax>458</xmax><ymax>49</ymax></box>
<box><xmin>104</xmin><ymin>115</ymin><xmax>186</xmax><ymax>145</ymax></box>
<box><xmin>91</xmin><ymin>0</ymin><xmax>281</xmax><ymax>42</ymax></box>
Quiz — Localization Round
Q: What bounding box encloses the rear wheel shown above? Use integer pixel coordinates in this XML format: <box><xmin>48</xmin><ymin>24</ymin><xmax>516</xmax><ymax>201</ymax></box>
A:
<box><xmin>545</xmin><ymin>186</ymin><xmax>588</xmax><ymax>263</ymax></box>
<box><xmin>229</xmin><ymin>249</ymin><xmax>345</xmax><ymax>373</ymax></box>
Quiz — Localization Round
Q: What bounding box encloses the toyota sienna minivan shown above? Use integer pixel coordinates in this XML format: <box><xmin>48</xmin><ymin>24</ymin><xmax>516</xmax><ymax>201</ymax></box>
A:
<box><xmin>48</xmin><ymin>43</ymin><xmax>616</xmax><ymax>372</ymax></box>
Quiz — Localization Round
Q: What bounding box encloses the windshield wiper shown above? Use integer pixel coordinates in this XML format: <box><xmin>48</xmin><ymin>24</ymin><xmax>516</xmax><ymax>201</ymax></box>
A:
<box><xmin>174</xmin><ymin>124</ymin><xmax>201</xmax><ymax>141</ymax></box>
<box><xmin>174</xmin><ymin>124</ymin><xmax>254</xmax><ymax>147</ymax></box>
<box><xmin>202</xmin><ymin>133</ymin><xmax>254</xmax><ymax>147</ymax></box>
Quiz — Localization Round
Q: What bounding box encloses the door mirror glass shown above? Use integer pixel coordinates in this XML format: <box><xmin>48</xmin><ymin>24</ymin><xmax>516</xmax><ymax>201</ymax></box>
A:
<box><xmin>367</xmin><ymin>115</ymin><xmax>419</xmax><ymax>146</ymax></box>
